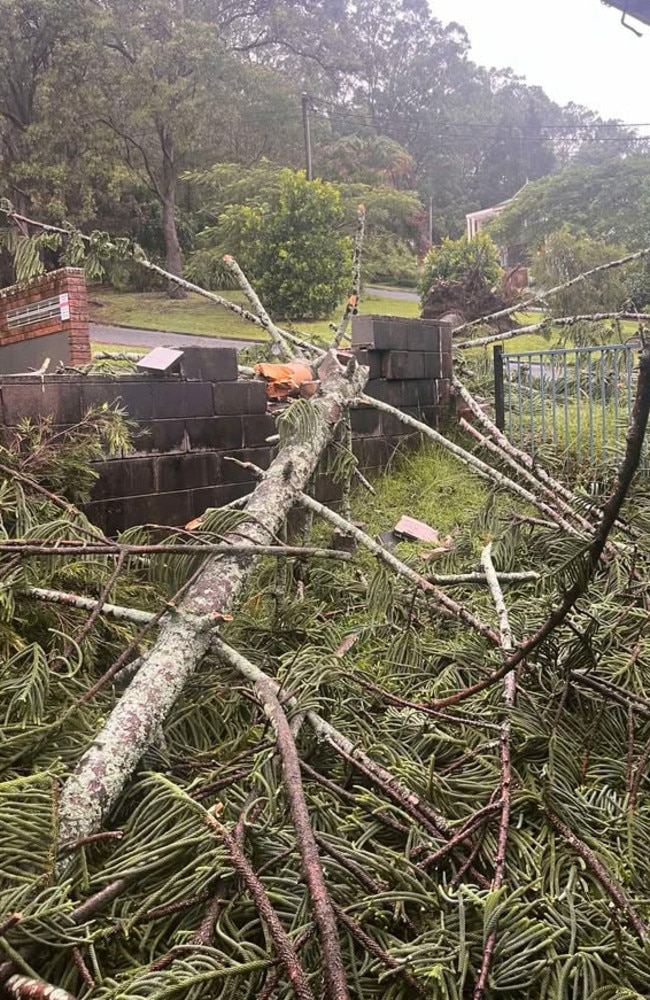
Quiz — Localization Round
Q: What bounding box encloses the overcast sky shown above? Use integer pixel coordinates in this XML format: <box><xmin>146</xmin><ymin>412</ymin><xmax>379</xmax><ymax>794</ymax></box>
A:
<box><xmin>431</xmin><ymin>0</ymin><xmax>650</xmax><ymax>128</ymax></box>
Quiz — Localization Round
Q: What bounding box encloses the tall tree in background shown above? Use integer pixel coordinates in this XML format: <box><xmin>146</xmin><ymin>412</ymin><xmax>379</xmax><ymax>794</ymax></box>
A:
<box><xmin>0</xmin><ymin>0</ymin><xmax>95</xmax><ymax>215</ymax></box>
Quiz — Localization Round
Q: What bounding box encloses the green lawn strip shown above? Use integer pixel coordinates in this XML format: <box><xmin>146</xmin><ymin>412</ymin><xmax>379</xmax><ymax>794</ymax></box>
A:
<box><xmin>88</xmin><ymin>288</ymin><xmax>420</xmax><ymax>344</ymax></box>
<box><xmin>91</xmin><ymin>343</ymin><xmax>145</xmax><ymax>354</ymax></box>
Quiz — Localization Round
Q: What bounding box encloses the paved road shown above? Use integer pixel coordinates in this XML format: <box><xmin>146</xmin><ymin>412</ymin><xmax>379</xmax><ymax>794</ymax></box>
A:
<box><xmin>91</xmin><ymin>323</ymin><xmax>260</xmax><ymax>351</ymax></box>
<box><xmin>368</xmin><ymin>285</ymin><xmax>418</xmax><ymax>302</ymax></box>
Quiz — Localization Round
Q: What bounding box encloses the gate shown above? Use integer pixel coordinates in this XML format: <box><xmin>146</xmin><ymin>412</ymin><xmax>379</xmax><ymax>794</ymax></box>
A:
<box><xmin>493</xmin><ymin>340</ymin><xmax>645</xmax><ymax>475</ymax></box>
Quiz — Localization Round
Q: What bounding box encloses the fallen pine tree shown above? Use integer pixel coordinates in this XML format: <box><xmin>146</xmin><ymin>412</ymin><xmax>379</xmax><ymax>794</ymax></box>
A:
<box><xmin>2</xmin><ymin>344</ymin><xmax>650</xmax><ymax>999</ymax></box>
<box><xmin>3</xmin><ymin>210</ymin><xmax>650</xmax><ymax>999</ymax></box>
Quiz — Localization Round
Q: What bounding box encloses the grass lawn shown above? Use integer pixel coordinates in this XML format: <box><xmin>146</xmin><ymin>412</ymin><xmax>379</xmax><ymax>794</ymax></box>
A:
<box><xmin>88</xmin><ymin>287</ymin><xmax>419</xmax><ymax>344</ymax></box>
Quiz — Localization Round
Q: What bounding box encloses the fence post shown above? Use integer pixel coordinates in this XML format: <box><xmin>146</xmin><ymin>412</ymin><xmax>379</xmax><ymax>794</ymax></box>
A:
<box><xmin>493</xmin><ymin>344</ymin><xmax>505</xmax><ymax>431</ymax></box>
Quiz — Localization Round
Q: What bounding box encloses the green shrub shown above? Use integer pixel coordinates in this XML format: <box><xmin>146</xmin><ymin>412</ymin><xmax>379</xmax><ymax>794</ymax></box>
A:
<box><xmin>419</xmin><ymin>232</ymin><xmax>501</xmax><ymax>304</ymax></box>
<box><xmin>220</xmin><ymin>170</ymin><xmax>351</xmax><ymax>320</ymax></box>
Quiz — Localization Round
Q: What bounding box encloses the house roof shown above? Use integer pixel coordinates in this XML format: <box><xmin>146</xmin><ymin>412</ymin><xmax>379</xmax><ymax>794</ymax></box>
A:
<box><xmin>602</xmin><ymin>0</ymin><xmax>650</xmax><ymax>26</ymax></box>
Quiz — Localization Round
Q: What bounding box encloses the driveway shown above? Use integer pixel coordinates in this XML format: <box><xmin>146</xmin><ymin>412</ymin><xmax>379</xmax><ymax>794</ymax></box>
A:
<box><xmin>91</xmin><ymin>323</ymin><xmax>261</xmax><ymax>351</ymax></box>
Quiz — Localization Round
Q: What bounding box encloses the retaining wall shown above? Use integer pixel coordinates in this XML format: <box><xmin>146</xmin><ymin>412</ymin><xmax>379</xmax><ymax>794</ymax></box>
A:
<box><xmin>0</xmin><ymin>316</ymin><xmax>452</xmax><ymax>534</ymax></box>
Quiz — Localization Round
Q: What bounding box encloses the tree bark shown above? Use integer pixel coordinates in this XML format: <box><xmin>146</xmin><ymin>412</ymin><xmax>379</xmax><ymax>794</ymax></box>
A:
<box><xmin>56</xmin><ymin>353</ymin><xmax>368</xmax><ymax>851</ymax></box>
<box><xmin>159</xmin><ymin>125</ymin><xmax>186</xmax><ymax>299</ymax></box>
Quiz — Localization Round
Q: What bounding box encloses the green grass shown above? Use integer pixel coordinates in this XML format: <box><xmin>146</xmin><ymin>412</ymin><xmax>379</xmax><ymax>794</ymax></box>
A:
<box><xmin>352</xmin><ymin>440</ymin><xmax>492</xmax><ymax>541</ymax></box>
<box><xmin>88</xmin><ymin>287</ymin><xmax>419</xmax><ymax>344</ymax></box>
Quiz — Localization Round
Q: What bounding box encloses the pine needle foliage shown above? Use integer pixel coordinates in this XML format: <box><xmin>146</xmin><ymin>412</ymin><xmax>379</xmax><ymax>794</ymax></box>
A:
<box><xmin>4</xmin><ymin>410</ymin><xmax>650</xmax><ymax>999</ymax></box>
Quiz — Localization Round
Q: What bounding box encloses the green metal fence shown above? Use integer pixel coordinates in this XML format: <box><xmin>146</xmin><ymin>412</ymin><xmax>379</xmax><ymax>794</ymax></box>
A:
<box><xmin>494</xmin><ymin>341</ymin><xmax>645</xmax><ymax>475</ymax></box>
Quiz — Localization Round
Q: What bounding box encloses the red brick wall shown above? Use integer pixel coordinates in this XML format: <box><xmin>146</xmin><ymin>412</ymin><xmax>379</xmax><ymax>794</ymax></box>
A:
<box><xmin>0</xmin><ymin>268</ymin><xmax>91</xmax><ymax>368</ymax></box>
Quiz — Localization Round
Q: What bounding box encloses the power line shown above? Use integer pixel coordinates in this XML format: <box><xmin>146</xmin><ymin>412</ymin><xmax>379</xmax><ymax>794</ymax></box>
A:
<box><xmin>305</xmin><ymin>95</ymin><xmax>649</xmax><ymax>133</ymax></box>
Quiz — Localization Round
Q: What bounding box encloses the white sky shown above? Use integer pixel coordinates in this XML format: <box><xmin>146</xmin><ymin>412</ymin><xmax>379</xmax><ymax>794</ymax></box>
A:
<box><xmin>431</xmin><ymin>0</ymin><xmax>650</xmax><ymax>128</ymax></box>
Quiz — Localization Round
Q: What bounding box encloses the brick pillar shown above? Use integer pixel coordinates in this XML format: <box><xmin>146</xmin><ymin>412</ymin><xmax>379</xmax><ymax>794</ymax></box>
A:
<box><xmin>61</xmin><ymin>268</ymin><xmax>91</xmax><ymax>366</ymax></box>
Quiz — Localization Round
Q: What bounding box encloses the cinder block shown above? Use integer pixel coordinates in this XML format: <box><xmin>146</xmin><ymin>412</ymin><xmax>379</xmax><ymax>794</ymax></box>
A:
<box><xmin>420</xmin><ymin>405</ymin><xmax>442</xmax><ymax>428</ymax></box>
<box><xmin>422</xmin><ymin>353</ymin><xmax>442</xmax><ymax>379</ymax></box>
<box><xmin>129</xmin><ymin>419</ymin><xmax>186</xmax><ymax>454</ymax></box>
<box><xmin>178</xmin><ymin>347</ymin><xmax>238</xmax><ymax>382</ymax></box>
<box><xmin>436</xmin><ymin>379</ymin><xmax>451</xmax><ymax>411</ymax></box>
<box><xmin>84</xmin><ymin>380</ymin><xmax>154</xmax><ymax>421</ymax></box>
<box><xmin>412</xmin><ymin>381</ymin><xmax>439</xmax><ymax>406</ymax></box>
<box><xmin>243</xmin><ymin>413</ymin><xmax>277</xmax><ymax>447</ymax></box>
<box><xmin>1</xmin><ymin>382</ymin><xmax>83</xmax><ymax>425</ymax></box>
<box><xmin>82</xmin><ymin>498</ymin><xmax>123</xmax><ymax>536</ymax></box>
<box><xmin>191</xmin><ymin>482</ymin><xmax>254</xmax><ymax>514</ymax></box>
<box><xmin>213</xmin><ymin>381</ymin><xmax>267</xmax><ymax>415</ymax></box>
<box><xmin>91</xmin><ymin>458</ymin><xmax>156</xmax><ymax>500</ymax></box>
<box><xmin>388</xmin><ymin>380</ymin><xmax>420</xmax><ymax>408</ymax></box>
<box><xmin>151</xmin><ymin>381</ymin><xmax>214</xmax><ymax>419</ymax></box>
<box><xmin>360</xmin><ymin>437</ymin><xmax>392</xmax><ymax>469</ymax></box>
<box><xmin>404</xmin><ymin>319</ymin><xmax>450</xmax><ymax>352</ymax></box>
<box><xmin>363</xmin><ymin>379</ymin><xmax>390</xmax><ymax>403</ymax></box>
<box><xmin>313</xmin><ymin>475</ymin><xmax>344</xmax><ymax>504</ymax></box>
<box><xmin>120</xmin><ymin>490</ymin><xmax>194</xmax><ymax>529</ymax></box>
<box><xmin>156</xmin><ymin>452</ymin><xmax>219</xmax><ymax>493</ymax></box>
<box><xmin>353</xmin><ymin>349</ymin><xmax>383</xmax><ymax>380</ymax></box>
<box><xmin>349</xmin><ymin>405</ymin><xmax>381</xmax><ymax>436</ymax></box>
<box><xmin>381</xmin><ymin>351</ymin><xmax>427</xmax><ymax>380</ymax></box>
<box><xmin>185</xmin><ymin>415</ymin><xmax>243</xmax><ymax>451</ymax></box>
<box><xmin>379</xmin><ymin>412</ymin><xmax>407</xmax><ymax>436</ymax></box>
<box><xmin>351</xmin><ymin>315</ymin><xmax>407</xmax><ymax>350</ymax></box>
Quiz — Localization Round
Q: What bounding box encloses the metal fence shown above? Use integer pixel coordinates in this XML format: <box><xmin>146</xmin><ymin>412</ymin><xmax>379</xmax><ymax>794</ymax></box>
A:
<box><xmin>493</xmin><ymin>341</ymin><xmax>645</xmax><ymax>475</ymax></box>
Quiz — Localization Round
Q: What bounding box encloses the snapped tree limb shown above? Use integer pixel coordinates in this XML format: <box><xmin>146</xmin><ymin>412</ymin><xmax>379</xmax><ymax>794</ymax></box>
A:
<box><xmin>56</xmin><ymin>352</ymin><xmax>368</xmax><ymax>850</ymax></box>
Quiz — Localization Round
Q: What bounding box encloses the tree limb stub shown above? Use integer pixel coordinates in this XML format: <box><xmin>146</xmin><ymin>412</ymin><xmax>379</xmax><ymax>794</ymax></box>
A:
<box><xmin>56</xmin><ymin>353</ymin><xmax>368</xmax><ymax>852</ymax></box>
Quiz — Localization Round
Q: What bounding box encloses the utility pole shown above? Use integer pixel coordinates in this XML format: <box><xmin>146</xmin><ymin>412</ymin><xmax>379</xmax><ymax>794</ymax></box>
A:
<box><xmin>301</xmin><ymin>93</ymin><xmax>313</xmax><ymax>181</ymax></box>
<box><xmin>428</xmin><ymin>196</ymin><xmax>433</xmax><ymax>245</ymax></box>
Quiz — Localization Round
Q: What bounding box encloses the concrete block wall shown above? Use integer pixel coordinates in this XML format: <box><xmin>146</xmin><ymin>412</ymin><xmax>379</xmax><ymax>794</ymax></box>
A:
<box><xmin>0</xmin><ymin>319</ymin><xmax>453</xmax><ymax>534</ymax></box>
<box><xmin>0</xmin><ymin>267</ymin><xmax>91</xmax><ymax>372</ymax></box>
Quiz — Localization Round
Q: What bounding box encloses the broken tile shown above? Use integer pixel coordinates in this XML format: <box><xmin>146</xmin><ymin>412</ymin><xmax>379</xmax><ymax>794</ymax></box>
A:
<box><xmin>393</xmin><ymin>515</ymin><xmax>440</xmax><ymax>544</ymax></box>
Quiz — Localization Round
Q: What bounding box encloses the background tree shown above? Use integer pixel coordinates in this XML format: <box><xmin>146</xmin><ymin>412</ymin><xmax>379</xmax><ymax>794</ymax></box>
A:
<box><xmin>490</xmin><ymin>156</ymin><xmax>650</xmax><ymax>252</ymax></box>
<box><xmin>531</xmin><ymin>227</ymin><xmax>631</xmax><ymax>317</ymax></box>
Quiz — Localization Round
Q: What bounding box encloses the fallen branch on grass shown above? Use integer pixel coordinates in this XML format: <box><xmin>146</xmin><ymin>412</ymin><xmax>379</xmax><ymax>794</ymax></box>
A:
<box><xmin>428</xmin><ymin>347</ymin><xmax>650</xmax><ymax>710</ymax></box>
<box><xmin>253</xmin><ymin>674</ymin><xmax>349</xmax><ymax>1000</ymax></box>
<box><xmin>358</xmin><ymin>394</ymin><xmax>587</xmax><ymax>538</ymax></box>
<box><xmin>473</xmin><ymin>541</ymin><xmax>516</xmax><ymax>1000</ymax></box>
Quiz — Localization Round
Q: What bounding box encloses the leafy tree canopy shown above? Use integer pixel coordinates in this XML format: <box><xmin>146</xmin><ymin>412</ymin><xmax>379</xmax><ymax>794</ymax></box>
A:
<box><xmin>531</xmin><ymin>226</ymin><xmax>631</xmax><ymax>319</ymax></box>
<box><xmin>490</xmin><ymin>156</ymin><xmax>650</xmax><ymax>252</ymax></box>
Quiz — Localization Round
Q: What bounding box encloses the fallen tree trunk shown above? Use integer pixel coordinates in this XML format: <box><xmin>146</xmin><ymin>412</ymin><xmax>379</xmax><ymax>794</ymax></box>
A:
<box><xmin>56</xmin><ymin>352</ymin><xmax>368</xmax><ymax>849</ymax></box>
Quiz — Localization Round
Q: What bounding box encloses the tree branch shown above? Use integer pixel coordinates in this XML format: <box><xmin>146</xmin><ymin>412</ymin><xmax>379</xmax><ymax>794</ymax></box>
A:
<box><xmin>253</xmin><ymin>675</ymin><xmax>349</xmax><ymax>1000</ymax></box>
